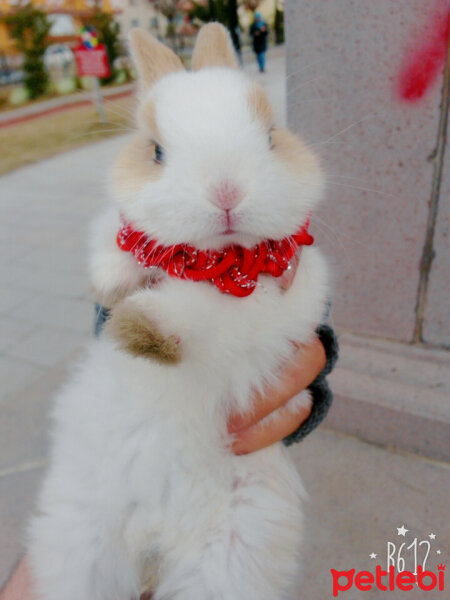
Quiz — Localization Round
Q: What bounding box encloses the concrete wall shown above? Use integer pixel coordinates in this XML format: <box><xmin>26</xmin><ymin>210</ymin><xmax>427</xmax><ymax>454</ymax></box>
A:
<box><xmin>285</xmin><ymin>0</ymin><xmax>449</xmax><ymax>347</ymax></box>
<box><xmin>423</xmin><ymin>153</ymin><xmax>450</xmax><ymax>345</ymax></box>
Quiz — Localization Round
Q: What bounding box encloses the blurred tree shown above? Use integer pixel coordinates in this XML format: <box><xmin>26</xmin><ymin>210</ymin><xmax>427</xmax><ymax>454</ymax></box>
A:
<box><xmin>208</xmin><ymin>0</ymin><xmax>216</xmax><ymax>20</ymax></box>
<box><xmin>274</xmin><ymin>0</ymin><xmax>284</xmax><ymax>44</ymax></box>
<box><xmin>3</xmin><ymin>3</ymin><xmax>51</xmax><ymax>99</ymax></box>
<box><xmin>90</xmin><ymin>3</ymin><xmax>121</xmax><ymax>82</ymax></box>
<box><xmin>189</xmin><ymin>1</ymin><xmax>241</xmax><ymax>54</ymax></box>
<box><xmin>189</xmin><ymin>1</ymin><xmax>227</xmax><ymax>26</ymax></box>
<box><xmin>151</xmin><ymin>1</ymin><xmax>179</xmax><ymax>47</ymax></box>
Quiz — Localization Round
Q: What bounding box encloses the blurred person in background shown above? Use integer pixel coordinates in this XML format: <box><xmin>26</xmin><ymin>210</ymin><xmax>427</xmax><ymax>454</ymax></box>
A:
<box><xmin>250</xmin><ymin>12</ymin><xmax>269</xmax><ymax>72</ymax></box>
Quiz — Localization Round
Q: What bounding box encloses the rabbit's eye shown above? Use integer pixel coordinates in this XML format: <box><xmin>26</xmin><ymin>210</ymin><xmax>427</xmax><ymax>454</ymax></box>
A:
<box><xmin>154</xmin><ymin>144</ymin><xmax>164</xmax><ymax>164</ymax></box>
<box><xmin>268</xmin><ymin>129</ymin><xmax>275</xmax><ymax>150</ymax></box>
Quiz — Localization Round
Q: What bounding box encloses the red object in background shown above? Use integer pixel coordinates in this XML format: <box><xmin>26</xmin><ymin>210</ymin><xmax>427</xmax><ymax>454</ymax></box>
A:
<box><xmin>398</xmin><ymin>10</ymin><xmax>450</xmax><ymax>102</ymax></box>
<box><xmin>74</xmin><ymin>44</ymin><xmax>110</xmax><ymax>78</ymax></box>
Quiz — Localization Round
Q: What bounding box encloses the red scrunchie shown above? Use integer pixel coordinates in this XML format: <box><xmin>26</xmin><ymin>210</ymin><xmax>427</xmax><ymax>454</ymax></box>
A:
<box><xmin>117</xmin><ymin>219</ymin><xmax>313</xmax><ymax>297</ymax></box>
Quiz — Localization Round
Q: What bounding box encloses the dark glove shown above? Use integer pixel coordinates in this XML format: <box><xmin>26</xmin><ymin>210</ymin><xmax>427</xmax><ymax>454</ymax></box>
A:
<box><xmin>283</xmin><ymin>324</ymin><xmax>339</xmax><ymax>445</ymax></box>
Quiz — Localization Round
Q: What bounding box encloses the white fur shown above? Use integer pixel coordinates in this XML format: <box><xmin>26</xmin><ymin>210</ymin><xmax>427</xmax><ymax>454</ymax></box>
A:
<box><xmin>28</xmin><ymin>58</ymin><xmax>329</xmax><ymax>600</ymax></box>
<box><xmin>89</xmin><ymin>208</ymin><xmax>144</xmax><ymax>300</ymax></box>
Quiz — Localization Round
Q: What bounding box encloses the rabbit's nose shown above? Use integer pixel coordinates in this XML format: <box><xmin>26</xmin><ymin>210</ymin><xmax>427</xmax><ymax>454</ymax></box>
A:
<box><xmin>210</xmin><ymin>181</ymin><xmax>243</xmax><ymax>211</ymax></box>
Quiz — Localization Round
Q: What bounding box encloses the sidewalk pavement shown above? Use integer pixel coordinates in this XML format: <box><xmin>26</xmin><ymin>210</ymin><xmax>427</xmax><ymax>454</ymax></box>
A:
<box><xmin>1</xmin><ymin>49</ymin><xmax>449</xmax><ymax>597</ymax></box>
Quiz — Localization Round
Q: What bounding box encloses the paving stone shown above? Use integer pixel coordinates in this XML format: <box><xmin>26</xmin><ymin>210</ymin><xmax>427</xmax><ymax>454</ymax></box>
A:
<box><xmin>6</xmin><ymin>327</ymin><xmax>87</xmax><ymax>369</ymax></box>
<box><xmin>0</xmin><ymin>317</ymin><xmax>36</xmax><ymax>353</ymax></box>
<box><xmin>292</xmin><ymin>429</ymin><xmax>450</xmax><ymax>599</ymax></box>
<box><xmin>0</xmin><ymin>357</ymin><xmax>43</xmax><ymax>406</ymax></box>
<box><xmin>0</xmin><ymin>353</ymin><xmax>78</xmax><ymax>474</ymax></box>
<box><xmin>17</xmin><ymin>244</ymin><xmax>89</xmax><ymax>275</ymax></box>
<box><xmin>0</xmin><ymin>263</ymin><xmax>90</xmax><ymax>300</ymax></box>
<box><xmin>0</xmin><ymin>467</ymin><xmax>44</xmax><ymax>588</ymax></box>
<box><xmin>0</xmin><ymin>287</ymin><xmax>32</xmax><ymax>315</ymax></box>
<box><xmin>8</xmin><ymin>293</ymin><xmax>94</xmax><ymax>336</ymax></box>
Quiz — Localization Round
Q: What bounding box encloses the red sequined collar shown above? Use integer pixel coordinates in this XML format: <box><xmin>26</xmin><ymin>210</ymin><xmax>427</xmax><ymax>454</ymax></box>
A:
<box><xmin>117</xmin><ymin>219</ymin><xmax>314</xmax><ymax>297</ymax></box>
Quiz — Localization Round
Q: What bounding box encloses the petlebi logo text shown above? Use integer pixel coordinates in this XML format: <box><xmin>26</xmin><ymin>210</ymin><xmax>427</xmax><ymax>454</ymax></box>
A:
<box><xmin>330</xmin><ymin>524</ymin><xmax>445</xmax><ymax>597</ymax></box>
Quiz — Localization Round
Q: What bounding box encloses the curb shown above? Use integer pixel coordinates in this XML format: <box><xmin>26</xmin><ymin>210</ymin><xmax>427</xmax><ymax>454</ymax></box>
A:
<box><xmin>0</xmin><ymin>85</ymin><xmax>135</xmax><ymax>130</ymax></box>
<box><xmin>327</xmin><ymin>333</ymin><xmax>450</xmax><ymax>462</ymax></box>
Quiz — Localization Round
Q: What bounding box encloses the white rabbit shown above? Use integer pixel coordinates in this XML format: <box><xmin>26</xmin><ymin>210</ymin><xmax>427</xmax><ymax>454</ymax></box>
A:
<box><xmin>28</xmin><ymin>24</ymin><xmax>329</xmax><ymax>600</ymax></box>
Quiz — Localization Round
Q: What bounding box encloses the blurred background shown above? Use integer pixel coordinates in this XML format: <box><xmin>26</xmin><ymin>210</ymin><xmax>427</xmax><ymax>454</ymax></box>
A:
<box><xmin>0</xmin><ymin>1</ymin><xmax>449</xmax><ymax>597</ymax></box>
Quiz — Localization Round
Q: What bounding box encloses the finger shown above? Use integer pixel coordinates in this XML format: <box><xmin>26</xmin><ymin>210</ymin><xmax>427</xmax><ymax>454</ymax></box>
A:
<box><xmin>231</xmin><ymin>399</ymin><xmax>312</xmax><ymax>455</ymax></box>
<box><xmin>228</xmin><ymin>335</ymin><xmax>326</xmax><ymax>433</ymax></box>
<box><xmin>0</xmin><ymin>557</ymin><xmax>37</xmax><ymax>600</ymax></box>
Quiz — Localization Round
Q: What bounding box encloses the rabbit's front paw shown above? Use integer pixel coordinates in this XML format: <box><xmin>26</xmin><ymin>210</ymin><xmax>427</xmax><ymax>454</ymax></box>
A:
<box><xmin>106</xmin><ymin>293</ymin><xmax>182</xmax><ymax>364</ymax></box>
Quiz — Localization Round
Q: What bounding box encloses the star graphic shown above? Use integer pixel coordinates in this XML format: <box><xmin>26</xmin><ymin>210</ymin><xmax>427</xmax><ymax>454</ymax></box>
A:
<box><xmin>429</xmin><ymin>533</ymin><xmax>436</xmax><ymax>540</ymax></box>
<box><xmin>397</xmin><ymin>525</ymin><xmax>408</xmax><ymax>537</ymax></box>
<box><xmin>370</xmin><ymin>553</ymin><xmax>377</xmax><ymax>559</ymax></box>
<box><xmin>436</xmin><ymin>550</ymin><xmax>441</xmax><ymax>555</ymax></box>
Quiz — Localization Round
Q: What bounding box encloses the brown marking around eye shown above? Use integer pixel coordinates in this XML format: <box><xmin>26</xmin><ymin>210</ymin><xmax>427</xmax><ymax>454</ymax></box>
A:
<box><xmin>113</xmin><ymin>135</ymin><xmax>163</xmax><ymax>199</ymax></box>
<box><xmin>271</xmin><ymin>128</ymin><xmax>322</xmax><ymax>180</ymax></box>
<box><xmin>247</xmin><ymin>83</ymin><xmax>274</xmax><ymax>130</ymax></box>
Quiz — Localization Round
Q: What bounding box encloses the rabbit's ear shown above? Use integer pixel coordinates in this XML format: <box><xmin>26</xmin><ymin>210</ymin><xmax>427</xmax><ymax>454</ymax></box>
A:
<box><xmin>129</xmin><ymin>28</ymin><xmax>184</xmax><ymax>89</ymax></box>
<box><xmin>191</xmin><ymin>23</ymin><xmax>239</xmax><ymax>70</ymax></box>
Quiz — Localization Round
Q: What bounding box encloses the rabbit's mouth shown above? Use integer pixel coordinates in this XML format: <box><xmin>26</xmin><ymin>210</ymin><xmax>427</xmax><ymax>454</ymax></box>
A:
<box><xmin>218</xmin><ymin>210</ymin><xmax>239</xmax><ymax>237</ymax></box>
<box><xmin>221</xmin><ymin>228</ymin><xmax>236</xmax><ymax>236</ymax></box>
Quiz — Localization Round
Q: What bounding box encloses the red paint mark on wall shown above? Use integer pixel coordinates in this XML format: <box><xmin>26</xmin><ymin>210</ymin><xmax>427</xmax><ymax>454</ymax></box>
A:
<box><xmin>398</xmin><ymin>10</ymin><xmax>449</xmax><ymax>102</ymax></box>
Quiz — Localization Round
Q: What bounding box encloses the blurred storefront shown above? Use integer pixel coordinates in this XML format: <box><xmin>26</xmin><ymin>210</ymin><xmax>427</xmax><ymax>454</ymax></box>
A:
<box><xmin>0</xmin><ymin>1</ymin><xmax>122</xmax><ymax>60</ymax></box>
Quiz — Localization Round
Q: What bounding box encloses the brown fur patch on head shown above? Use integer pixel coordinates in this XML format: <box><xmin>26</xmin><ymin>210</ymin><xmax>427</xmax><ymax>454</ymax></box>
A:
<box><xmin>106</xmin><ymin>298</ymin><xmax>182</xmax><ymax>364</ymax></box>
<box><xmin>247</xmin><ymin>83</ymin><xmax>273</xmax><ymax>129</ymax></box>
<box><xmin>129</xmin><ymin>28</ymin><xmax>184</xmax><ymax>91</ymax></box>
<box><xmin>271</xmin><ymin>128</ymin><xmax>322</xmax><ymax>181</ymax></box>
<box><xmin>113</xmin><ymin>135</ymin><xmax>163</xmax><ymax>199</ymax></box>
<box><xmin>191</xmin><ymin>23</ymin><xmax>238</xmax><ymax>70</ymax></box>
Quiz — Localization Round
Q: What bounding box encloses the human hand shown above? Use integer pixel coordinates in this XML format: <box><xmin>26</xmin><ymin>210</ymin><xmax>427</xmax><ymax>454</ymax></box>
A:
<box><xmin>228</xmin><ymin>335</ymin><xmax>326</xmax><ymax>455</ymax></box>
<box><xmin>0</xmin><ymin>557</ymin><xmax>36</xmax><ymax>600</ymax></box>
<box><xmin>0</xmin><ymin>557</ymin><xmax>156</xmax><ymax>600</ymax></box>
